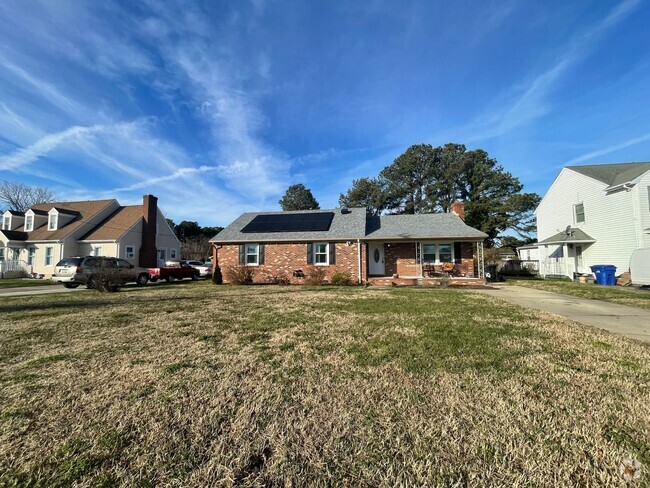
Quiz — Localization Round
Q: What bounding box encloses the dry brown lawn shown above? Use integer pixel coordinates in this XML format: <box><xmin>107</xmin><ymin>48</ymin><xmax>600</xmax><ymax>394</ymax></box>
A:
<box><xmin>1</xmin><ymin>282</ymin><xmax>649</xmax><ymax>487</ymax></box>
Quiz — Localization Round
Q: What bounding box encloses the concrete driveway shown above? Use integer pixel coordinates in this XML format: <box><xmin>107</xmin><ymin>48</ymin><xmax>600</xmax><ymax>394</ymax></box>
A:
<box><xmin>0</xmin><ymin>284</ymin><xmax>86</xmax><ymax>298</ymax></box>
<box><xmin>474</xmin><ymin>285</ymin><xmax>650</xmax><ymax>343</ymax></box>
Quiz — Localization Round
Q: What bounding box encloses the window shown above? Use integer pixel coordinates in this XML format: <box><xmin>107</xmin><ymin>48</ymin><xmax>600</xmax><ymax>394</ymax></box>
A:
<box><xmin>27</xmin><ymin>247</ymin><xmax>36</xmax><ymax>266</ymax></box>
<box><xmin>45</xmin><ymin>246</ymin><xmax>54</xmax><ymax>266</ymax></box>
<box><xmin>158</xmin><ymin>249</ymin><xmax>166</xmax><ymax>261</ymax></box>
<box><xmin>48</xmin><ymin>214</ymin><xmax>57</xmax><ymax>230</ymax></box>
<box><xmin>25</xmin><ymin>215</ymin><xmax>33</xmax><ymax>231</ymax></box>
<box><xmin>93</xmin><ymin>246</ymin><xmax>103</xmax><ymax>256</ymax></box>
<box><xmin>11</xmin><ymin>248</ymin><xmax>19</xmax><ymax>260</ymax></box>
<box><xmin>422</xmin><ymin>244</ymin><xmax>436</xmax><ymax>263</ymax></box>
<box><xmin>246</xmin><ymin>244</ymin><xmax>259</xmax><ymax>265</ymax></box>
<box><xmin>116</xmin><ymin>259</ymin><xmax>132</xmax><ymax>269</ymax></box>
<box><xmin>125</xmin><ymin>246</ymin><xmax>135</xmax><ymax>259</ymax></box>
<box><xmin>439</xmin><ymin>244</ymin><xmax>453</xmax><ymax>263</ymax></box>
<box><xmin>170</xmin><ymin>249</ymin><xmax>177</xmax><ymax>259</ymax></box>
<box><xmin>2</xmin><ymin>216</ymin><xmax>9</xmax><ymax>230</ymax></box>
<box><xmin>314</xmin><ymin>242</ymin><xmax>329</xmax><ymax>265</ymax></box>
<box><xmin>0</xmin><ymin>248</ymin><xmax>4</xmax><ymax>261</ymax></box>
<box><xmin>574</xmin><ymin>203</ymin><xmax>585</xmax><ymax>224</ymax></box>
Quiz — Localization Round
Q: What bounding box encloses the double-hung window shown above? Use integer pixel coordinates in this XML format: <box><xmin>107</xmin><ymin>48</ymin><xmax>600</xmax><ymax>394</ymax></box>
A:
<box><xmin>574</xmin><ymin>203</ymin><xmax>585</xmax><ymax>224</ymax></box>
<box><xmin>2</xmin><ymin>216</ymin><xmax>9</xmax><ymax>230</ymax></box>
<box><xmin>94</xmin><ymin>246</ymin><xmax>103</xmax><ymax>257</ymax></box>
<box><xmin>45</xmin><ymin>246</ymin><xmax>54</xmax><ymax>266</ymax></box>
<box><xmin>126</xmin><ymin>246</ymin><xmax>135</xmax><ymax>259</ymax></box>
<box><xmin>438</xmin><ymin>244</ymin><xmax>453</xmax><ymax>262</ymax></box>
<box><xmin>170</xmin><ymin>249</ymin><xmax>177</xmax><ymax>259</ymax></box>
<box><xmin>25</xmin><ymin>215</ymin><xmax>33</xmax><ymax>231</ymax></box>
<box><xmin>421</xmin><ymin>243</ymin><xmax>453</xmax><ymax>263</ymax></box>
<box><xmin>48</xmin><ymin>214</ymin><xmax>57</xmax><ymax>230</ymax></box>
<box><xmin>0</xmin><ymin>248</ymin><xmax>4</xmax><ymax>261</ymax></box>
<box><xmin>313</xmin><ymin>243</ymin><xmax>329</xmax><ymax>265</ymax></box>
<box><xmin>27</xmin><ymin>247</ymin><xmax>36</xmax><ymax>266</ymax></box>
<box><xmin>422</xmin><ymin>244</ymin><xmax>436</xmax><ymax>263</ymax></box>
<box><xmin>246</xmin><ymin>244</ymin><xmax>260</xmax><ymax>265</ymax></box>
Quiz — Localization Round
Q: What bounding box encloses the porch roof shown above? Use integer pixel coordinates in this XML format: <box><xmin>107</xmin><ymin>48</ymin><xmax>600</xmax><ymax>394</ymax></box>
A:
<box><xmin>538</xmin><ymin>228</ymin><xmax>595</xmax><ymax>245</ymax></box>
<box><xmin>365</xmin><ymin>214</ymin><xmax>487</xmax><ymax>241</ymax></box>
<box><xmin>0</xmin><ymin>229</ymin><xmax>28</xmax><ymax>241</ymax></box>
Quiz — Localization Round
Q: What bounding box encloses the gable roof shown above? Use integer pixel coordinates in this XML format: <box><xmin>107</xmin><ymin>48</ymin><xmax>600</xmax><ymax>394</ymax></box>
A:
<box><xmin>365</xmin><ymin>213</ymin><xmax>487</xmax><ymax>240</ymax></box>
<box><xmin>79</xmin><ymin>205</ymin><xmax>143</xmax><ymax>241</ymax></box>
<box><xmin>23</xmin><ymin>199</ymin><xmax>117</xmax><ymax>241</ymax></box>
<box><xmin>212</xmin><ymin>208</ymin><xmax>488</xmax><ymax>243</ymax></box>
<box><xmin>213</xmin><ymin>208</ymin><xmax>368</xmax><ymax>242</ymax></box>
<box><xmin>537</xmin><ymin>228</ymin><xmax>595</xmax><ymax>245</ymax></box>
<box><xmin>566</xmin><ymin>162</ymin><xmax>650</xmax><ymax>188</ymax></box>
<box><xmin>4</xmin><ymin>210</ymin><xmax>24</xmax><ymax>216</ymax></box>
<box><xmin>0</xmin><ymin>229</ymin><xmax>28</xmax><ymax>241</ymax></box>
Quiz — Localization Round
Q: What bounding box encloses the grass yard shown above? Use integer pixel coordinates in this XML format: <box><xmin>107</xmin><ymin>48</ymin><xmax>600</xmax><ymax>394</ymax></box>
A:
<box><xmin>0</xmin><ymin>278</ymin><xmax>54</xmax><ymax>289</ymax></box>
<box><xmin>1</xmin><ymin>282</ymin><xmax>649</xmax><ymax>486</ymax></box>
<box><xmin>507</xmin><ymin>278</ymin><xmax>650</xmax><ymax>310</ymax></box>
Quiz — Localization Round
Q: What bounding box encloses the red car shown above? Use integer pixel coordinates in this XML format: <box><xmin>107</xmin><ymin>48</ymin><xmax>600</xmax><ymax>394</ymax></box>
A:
<box><xmin>148</xmin><ymin>260</ymin><xmax>200</xmax><ymax>283</ymax></box>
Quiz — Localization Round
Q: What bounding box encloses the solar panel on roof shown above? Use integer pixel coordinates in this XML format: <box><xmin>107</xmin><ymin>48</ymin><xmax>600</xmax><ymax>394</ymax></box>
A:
<box><xmin>241</xmin><ymin>212</ymin><xmax>335</xmax><ymax>233</ymax></box>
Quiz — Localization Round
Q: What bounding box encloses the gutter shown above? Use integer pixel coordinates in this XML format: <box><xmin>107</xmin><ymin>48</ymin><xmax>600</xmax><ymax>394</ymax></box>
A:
<box><xmin>357</xmin><ymin>239</ymin><xmax>362</xmax><ymax>284</ymax></box>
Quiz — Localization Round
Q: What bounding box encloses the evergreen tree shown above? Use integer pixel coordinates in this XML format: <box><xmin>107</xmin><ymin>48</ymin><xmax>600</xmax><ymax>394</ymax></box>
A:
<box><xmin>279</xmin><ymin>184</ymin><xmax>320</xmax><ymax>211</ymax></box>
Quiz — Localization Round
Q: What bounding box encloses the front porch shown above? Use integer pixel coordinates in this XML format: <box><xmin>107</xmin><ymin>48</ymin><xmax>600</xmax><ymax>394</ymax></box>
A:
<box><xmin>364</xmin><ymin>240</ymin><xmax>485</xmax><ymax>284</ymax></box>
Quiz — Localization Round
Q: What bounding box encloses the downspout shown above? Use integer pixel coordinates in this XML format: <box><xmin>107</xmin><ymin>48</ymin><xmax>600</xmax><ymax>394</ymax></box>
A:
<box><xmin>357</xmin><ymin>239</ymin><xmax>362</xmax><ymax>284</ymax></box>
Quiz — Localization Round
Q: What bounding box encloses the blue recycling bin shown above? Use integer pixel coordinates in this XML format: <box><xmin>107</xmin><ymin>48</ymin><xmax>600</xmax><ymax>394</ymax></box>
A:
<box><xmin>590</xmin><ymin>265</ymin><xmax>617</xmax><ymax>286</ymax></box>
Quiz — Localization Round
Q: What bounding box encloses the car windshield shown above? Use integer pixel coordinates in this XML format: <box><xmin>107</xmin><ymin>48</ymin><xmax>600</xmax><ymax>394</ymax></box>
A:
<box><xmin>56</xmin><ymin>257</ymin><xmax>82</xmax><ymax>266</ymax></box>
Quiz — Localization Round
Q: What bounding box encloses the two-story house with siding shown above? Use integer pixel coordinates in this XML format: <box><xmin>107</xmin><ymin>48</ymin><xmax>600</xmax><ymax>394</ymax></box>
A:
<box><xmin>0</xmin><ymin>194</ymin><xmax>179</xmax><ymax>278</ymax></box>
<box><xmin>535</xmin><ymin>162</ymin><xmax>650</xmax><ymax>278</ymax></box>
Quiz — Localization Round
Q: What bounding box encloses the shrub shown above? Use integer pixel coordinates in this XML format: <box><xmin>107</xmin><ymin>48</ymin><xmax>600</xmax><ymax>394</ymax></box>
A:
<box><xmin>266</xmin><ymin>272</ymin><xmax>291</xmax><ymax>286</ymax></box>
<box><xmin>224</xmin><ymin>265</ymin><xmax>255</xmax><ymax>285</ymax></box>
<box><xmin>212</xmin><ymin>266</ymin><xmax>223</xmax><ymax>285</ymax></box>
<box><xmin>90</xmin><ymin>266</ymin><xmax>122</xmax><ymax>293</ymax></box>
<box><xmin>304</xmin><ymin>266</ymin><xmax>327</xmax><ymax>286</ymax></box>
<box><xmin>330</xmin><ymin>271</ymin><xmax>354</xmax><ymax>286</ymax></box>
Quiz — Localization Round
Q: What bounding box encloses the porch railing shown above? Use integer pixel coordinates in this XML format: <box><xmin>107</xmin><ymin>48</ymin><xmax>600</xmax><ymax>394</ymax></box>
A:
<box><xmin>0</xmin><ymin>259</ymin><xmax>29</xmax><ymax>278</ymax></box>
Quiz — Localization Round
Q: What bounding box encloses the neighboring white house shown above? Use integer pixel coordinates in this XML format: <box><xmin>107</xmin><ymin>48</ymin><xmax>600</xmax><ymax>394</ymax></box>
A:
<box><xmin>0</xmin><ymin>195</ymin><xmax>179</xmax><ymax>278</ymax></box>
<box><xmin>535</xmin><ymin>162</ymin><xmax>650</xmax><ymax>278</ymax></box>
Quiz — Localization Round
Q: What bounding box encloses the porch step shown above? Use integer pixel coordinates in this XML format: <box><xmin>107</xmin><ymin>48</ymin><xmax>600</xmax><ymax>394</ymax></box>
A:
<box><xmin>367</xmin><ymin>277</ymin><xmax>486</xmax><ymax>287</ymax></box>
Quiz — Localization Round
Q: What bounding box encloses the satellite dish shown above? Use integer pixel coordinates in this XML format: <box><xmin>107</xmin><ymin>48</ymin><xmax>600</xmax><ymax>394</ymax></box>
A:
<box><xmin>565</xmin><ymin>225</ymin><xmax>572</xmax><ymax>235</ymax></box>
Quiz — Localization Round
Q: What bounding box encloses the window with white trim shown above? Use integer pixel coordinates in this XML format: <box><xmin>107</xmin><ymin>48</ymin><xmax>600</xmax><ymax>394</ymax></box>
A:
<box><xmin>2</xmin><ymin>216</ymin><xmax>10</xmax><ymax>230</ymax></box>
<box><xmin>27</xmin><ymin>247</ymin><xmax>36</xmax><ymax>266</ymax></box>
<box><xmin>48</xmin><ymin>214</ymin><xmax>57</xmax><ymax>230</ymax></box>
<box><xmin>45</xmin><ymin>246</ymin><xmax>54</xmax><ymax>266</ymax></box>
<box><xmin>422</xmin><ymin>244</ymin><xmax>436</xmax><ymax>263</ymax></box>
<box><xmin>314</xmin><ymin>242</ymin><xmax>329</xmax><ymax>265</ymax></box>
<box><xmin>93</xmin><ymin>246</ymin><xmax>103</xmax><ymax>256</ymax></box>
<box><xmin>25</xmin><ymin>215</ymin><xmax>33</xmax><ymax>231</ymax></box>
<box><xmin>438</xmin><ymin>244</ymin><xmax>453</xmax><ymax>263</ymax></box>
<box><xmin>170</xmin><ymin>249</ymin><xmax>177</xmax><ymax>259</ymax></box>
<box><xmin>126</xmin><ymin>246</ymin><xmax>135</xmax><ymax>259</ymax></box>
<box><xmin>158</xmin><ymin>249</ymin><xmax>166</xmax><ymax>261</ymax></box>
<box><xmin>245</xmin><ymin>244</ymin><xmax>259</xmax><ymax>265</ymax></box>
<box><xmin>574</xmin><ymin>203</ymin><xmax>585</xmax><ymax>224</ymax></box>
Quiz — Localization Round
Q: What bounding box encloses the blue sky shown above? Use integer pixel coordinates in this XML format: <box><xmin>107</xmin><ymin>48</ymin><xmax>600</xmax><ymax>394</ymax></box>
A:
<box><xmin>0</xmin><ymin>0</ymin><xmax>649</xmax><ymax>227</ymax></box>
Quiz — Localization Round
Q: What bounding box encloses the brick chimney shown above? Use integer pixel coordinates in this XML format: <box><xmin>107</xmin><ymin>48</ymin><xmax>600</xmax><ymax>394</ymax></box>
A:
<box><xmin>139</xmin><ymin>194</ymin><xmax>158</xmax><ymax>267</ymax></box>
<box><xmin>450</xmin><ymin>200</ymin><xmax>465</xmax><ymax>221</ymax></box>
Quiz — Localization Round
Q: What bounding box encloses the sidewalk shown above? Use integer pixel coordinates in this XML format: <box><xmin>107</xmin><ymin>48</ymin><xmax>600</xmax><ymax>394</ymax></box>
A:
<box><xmin>473</xmin><ymin>285</ymin><xmax>650</xmax><ymax>343</ymax></box>
<box><xmin>0</xmin><ymin>285</ymin><xmax>82</xmax><ymax>298</ymax></box>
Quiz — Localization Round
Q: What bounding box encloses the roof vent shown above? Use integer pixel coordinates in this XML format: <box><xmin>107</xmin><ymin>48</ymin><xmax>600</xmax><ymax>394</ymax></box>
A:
<box><xmin>340</xmin><ymin>207</ymin><xmax>351</xmax><ymax>214</ymax></box>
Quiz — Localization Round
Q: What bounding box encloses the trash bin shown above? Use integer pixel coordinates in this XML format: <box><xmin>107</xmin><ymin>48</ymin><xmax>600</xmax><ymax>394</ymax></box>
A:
<box><xmin>485</xmin><ymin>264</ymin><xmax>498</xmax><ymax>283</ymax></box>
<box><xmin>590</xmin><ymin>265</ymin><xmax>617</xmax><ymax>286</ymax></box>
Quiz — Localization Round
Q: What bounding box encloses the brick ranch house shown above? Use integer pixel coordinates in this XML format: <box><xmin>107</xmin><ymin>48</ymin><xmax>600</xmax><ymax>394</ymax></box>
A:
<box><xmin>211</xmin><ymin>202</ymin><xmax>488</xmax><ymax>285</ymax></box>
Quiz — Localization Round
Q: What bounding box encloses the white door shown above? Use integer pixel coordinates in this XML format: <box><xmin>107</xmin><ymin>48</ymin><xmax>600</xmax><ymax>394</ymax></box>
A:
<box><xmin>368</xmin><ymin>242</ymin><xmax>385</xmax><ymax>275</ymax></box>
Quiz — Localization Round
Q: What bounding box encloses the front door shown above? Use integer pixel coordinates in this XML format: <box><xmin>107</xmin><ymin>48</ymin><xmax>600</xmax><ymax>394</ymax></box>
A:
<box><xmin>368</xmin><ymin>242</ymin><xmax>385</xmax><ymax>275</ymax></box>
<box><xmin>574</xmin><ymin>245</ymin><xmax>583</xmax><ymax>273</ymax></box>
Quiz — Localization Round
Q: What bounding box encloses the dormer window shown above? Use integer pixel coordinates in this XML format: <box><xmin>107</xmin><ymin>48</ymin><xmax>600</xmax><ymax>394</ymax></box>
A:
<box><xmin>48</xmin><ymin>213</ymin><xmax>58</xmax><ymax>230</ymax></box>
<box><xmin>2</xmin><ymin>216</ymin><xmax>9</xmax><ymax>230</ymax></box>
<box><xmin>25</xmin><ymin>215</ymin><xmax>33</xmax><ymax>232</ymax></box>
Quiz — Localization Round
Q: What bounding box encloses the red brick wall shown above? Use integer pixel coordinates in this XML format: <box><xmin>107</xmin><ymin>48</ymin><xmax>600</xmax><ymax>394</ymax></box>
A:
<box><xmin>383</xmin><ymin>242</ymin><xmax>475</xmax><ymax>277</ymax></box>
<box><xmin>215</xmin><ymin>242</ymin><xmax>362</xmax><ymax>284</ymax></box>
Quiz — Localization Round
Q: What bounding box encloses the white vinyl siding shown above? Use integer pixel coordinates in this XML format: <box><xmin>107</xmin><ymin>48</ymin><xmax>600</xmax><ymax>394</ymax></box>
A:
<box><xmin>536</xmin><ymin>168</ymin><xmax>641</xmax><ymax>274</ymax></box>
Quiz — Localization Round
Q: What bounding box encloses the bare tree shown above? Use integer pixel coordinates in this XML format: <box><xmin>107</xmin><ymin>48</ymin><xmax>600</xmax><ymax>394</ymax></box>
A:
<box><xmin>0</xmin><ymin>181</ymin><xmax>56</xmax><ymax>212</ymax></box>
<box><xmin>181</xmin><ymin>236</ymin><xmax>212</xmax><ymax>261</ymax></box>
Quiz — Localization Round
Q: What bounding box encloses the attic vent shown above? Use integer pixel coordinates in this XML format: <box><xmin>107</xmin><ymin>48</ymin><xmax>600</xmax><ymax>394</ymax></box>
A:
<box><xmin>340</xmin><ymin>207</ymin><xmax>351</xmax><ymax>214</ymax></box>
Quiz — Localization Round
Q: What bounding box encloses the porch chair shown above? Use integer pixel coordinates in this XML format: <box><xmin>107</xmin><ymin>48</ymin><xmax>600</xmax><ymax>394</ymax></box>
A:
<box><xmin>441</xmin><ymin>262</ymin><xmax>456</xmax><ymax>277</ymax></box>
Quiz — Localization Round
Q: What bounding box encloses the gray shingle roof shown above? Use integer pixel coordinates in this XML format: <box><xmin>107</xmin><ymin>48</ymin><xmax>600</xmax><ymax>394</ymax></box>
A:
<box><xmin>366</xmin><ymin>213</ymin><xmax>488</xmax><ymax>240</ymax></box>
<box><xmin>212</xmin><ymin>208</ymin><xmax>488</xmax><ymax>242</ymax></box>
<box><xmin>212</xmin><ymin>208</ymin><xmax>368</xmax><ymax>242</ymax></box>
<box><xmin>538</xmin><ymin>228</ymin><xmax>595</xmax><ymax>245</ymax></box>
<box><xmin>567</xmin><ymin>162</ymin><xmax>650</xmax><ymax>188</ymax></box>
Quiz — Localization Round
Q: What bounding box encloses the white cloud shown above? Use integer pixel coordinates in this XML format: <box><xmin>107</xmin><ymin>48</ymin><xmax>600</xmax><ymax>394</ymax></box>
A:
<box><xmin>566</xmin><ymin>132</ymin><xmax>650</xmax><ymax>165</ymax></box>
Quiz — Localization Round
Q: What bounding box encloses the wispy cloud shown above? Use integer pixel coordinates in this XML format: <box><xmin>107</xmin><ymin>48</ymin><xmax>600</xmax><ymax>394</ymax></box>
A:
<box><xmin>566</xmin><ymin>131</ymin><xmax>650</xmax><ymax>165</ymax></box>
<box><xmin>463</xmin><ymin>0</ymin><xmax>642</xmax><ymax>141</ymax></box>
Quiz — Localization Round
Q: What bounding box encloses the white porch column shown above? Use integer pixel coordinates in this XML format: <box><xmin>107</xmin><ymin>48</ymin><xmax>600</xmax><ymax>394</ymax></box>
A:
<box><xmin>563</xmin><ymin>244</ymin><xmax>569</xmax><ymax>278</ymax></box>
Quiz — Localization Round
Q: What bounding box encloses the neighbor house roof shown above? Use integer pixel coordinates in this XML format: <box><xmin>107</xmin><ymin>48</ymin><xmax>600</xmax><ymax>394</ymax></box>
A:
<box><xmin>537</xmin><ymin>228</ymin><xmax>595</xmax><ymax>245</ymax></box>
<box><xmin>0</xmin><ymin>229</ymin><xmax>28</xmax><ymax>241</ymax></box>
<box><xmin>213</xmin><ymin>207</ymin><xmax>368</xmax><ymax>243</ymax></box>
<box><xmin>212</xmin><ymin>208</ymin><xmax>488</xmax><ymax>243</ymax></box>
<box><xmin>365</xmin><ymin>214</ymin><xmax>487</xmax><ymax>240</ymax></box>
<box><xmin>79</xmin><ymin>205</ymin><xmax>143</xmax><ymax>241</ymax></box>
<box><xmin>21</xmin><ymin>199</ymin><xmax>118</xmax><ymax>241</ymax></box>
<box><xmin>4</xmin><ymin>210</ymin><xmax>24</xmax><ymax>216</ymax></box>
<box><xmin>567</xmin><ymin>162</ymin><xmax>650</xmax><ymax>189</ymax></box>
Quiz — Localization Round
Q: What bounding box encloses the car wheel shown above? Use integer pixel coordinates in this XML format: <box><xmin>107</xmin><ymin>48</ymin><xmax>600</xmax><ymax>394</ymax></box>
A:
<box><xmin>63</xmin><ymin>283</ymin><xmax>80</xmax><ymax>289</ymax></box>
<box><xmin>86</xmin><ymin>277</ymin><xmax>95</xmax><ymax>289</ymax></box>
<box><xmin>136</xmin><ymin>273</ymin><xmax>149</xmax><ymax>286</ymax></box>
<box><xmin>166</xmin><ymin>276</ymin><xmax>175</xmax><ymax>283</ymax></box>
<box><xmin>191</xmin><ymin>274</ymin><xmax>198</xmax><ymax>281</ymax></box>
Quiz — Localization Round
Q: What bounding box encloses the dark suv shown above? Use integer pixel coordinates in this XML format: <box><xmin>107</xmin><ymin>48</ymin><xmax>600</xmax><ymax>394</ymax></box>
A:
<box><xmin>52</xmin><ymin>257</ymin><xmax>150</xmax><ymax>288</ymax></box>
